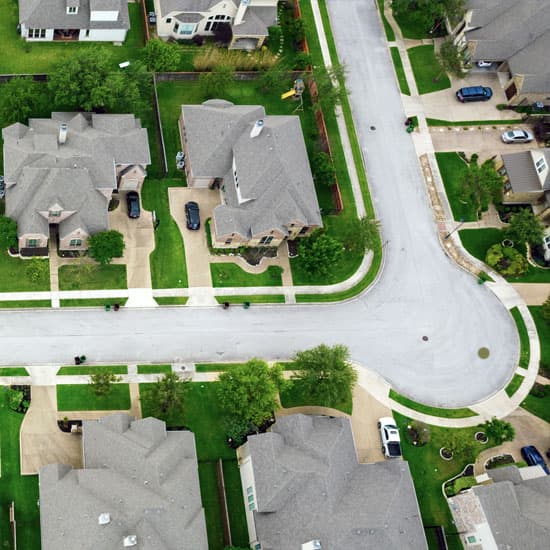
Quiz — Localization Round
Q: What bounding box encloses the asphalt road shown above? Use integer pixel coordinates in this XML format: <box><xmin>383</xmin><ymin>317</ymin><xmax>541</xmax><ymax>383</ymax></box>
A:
<box><xmin>0</xmin><ymin>0</ymin><xmax>517</xmax><ymax>407</ymax></box>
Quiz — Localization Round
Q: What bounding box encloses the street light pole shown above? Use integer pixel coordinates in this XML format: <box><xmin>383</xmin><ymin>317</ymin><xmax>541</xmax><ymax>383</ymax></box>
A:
<box><xmin>444</xmin><ymin>218</ymin><xmax>465</xmax><ymax>240</ymax></box>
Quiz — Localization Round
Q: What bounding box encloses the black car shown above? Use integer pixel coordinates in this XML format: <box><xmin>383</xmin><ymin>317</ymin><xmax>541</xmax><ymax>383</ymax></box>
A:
<box><xmin>126</xmin><ymin>191</ymin><xmax>140</xmax><ymax>219</ymax></box>
<box><xmin>185</xmin><ymin>201</ymin><xmax>200</xmax><ymax>230</ymax></box>
<box><xmin>521</xmin><ymin>445</ymin><xmax>550</xmax><ymax>474</ymax></box>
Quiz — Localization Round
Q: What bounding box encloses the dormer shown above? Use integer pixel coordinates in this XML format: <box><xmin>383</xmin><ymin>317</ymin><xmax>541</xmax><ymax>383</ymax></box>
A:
<box><xmin>66</xmin><ymin>0</ymin><xmax>79</xmax><ymax>15</ymax></box>
<box><xmin>531</xmin><ymin>150</ymin><xmax>549</xmax><ymax>188</ymax></box>
<box><xmin>90</xmin><ymin>0</ymin><xmax>119</xmax><ymax>22</ymax></box>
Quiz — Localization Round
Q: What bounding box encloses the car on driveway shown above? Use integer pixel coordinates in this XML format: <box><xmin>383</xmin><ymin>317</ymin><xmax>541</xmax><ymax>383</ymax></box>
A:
<box><xmin>378</xmin><ymin>417</ymin><xmax>402</xmax><ymax>458</ymax></box>
<box><xmin>185</xmin><ymin>201</ymin><xmax>200</xmax><ymax>230</ymax></box>
<box><xmin>456</xmin><ymin>86</ymin><xmax>493</xmax><ymax>102</ymax></box>
<box><xmin>501</xmin><ymin>129</ymin><xmax>534</xmax><ymax>143</ymax></box>
<box><xmin>476</xmin><ymin>60</ymin><xmax>493</xmax><ymax>69</ymax></box>
<box><xmin>126</xmin><ymin>191</ymin><xmax>140</xmax><ymax>219</ymax></box>
<box><xmin>521</xmin><ymin>445</ymin><xmax>549</xmax><ymax>474</ymax></box>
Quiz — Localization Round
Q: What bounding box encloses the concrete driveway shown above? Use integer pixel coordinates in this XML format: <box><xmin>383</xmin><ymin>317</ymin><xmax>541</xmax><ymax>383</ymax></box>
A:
<box><xmin>168</xmin><ymin>187</ymin><xmax>221</xmax><ymax>288</ymax></box>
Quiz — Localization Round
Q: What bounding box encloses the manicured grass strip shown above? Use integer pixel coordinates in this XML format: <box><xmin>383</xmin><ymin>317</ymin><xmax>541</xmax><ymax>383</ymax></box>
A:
<box><xmin>389</xmin><ymin>389</ymin><xmax>477</xmax><ymax>418</ymax></box>
<box><xmin>427</xmin><ymin>118</ymin><xmax>523</xmax><ymax>126</ymax></box>
<box><xmin>505</xmin><ymin>374</ymin><xmax>524</xmax><ymax>397</ymax></box>
<box><xmin>529</xmin><ymin>306</ymin><xmax>550</xmax><ymax>364</ymax></box>
<box><xmin>137</xmin><ymin>364</ymin><xmax>172</xmax><ymax>375</ymax></box>
<box><xmin>390</xmin><ymin>47</ymin><xmax>410</xmax><ymax>95</ymax></box>
<box><xmin>510</xmin><ymin>307</ymin><xmax>530</xmax><ymax>369</ymax></box>
<box><xmin>60</xmin><ymin>298</ymin><xmax>127</xmax><ymax>308</ymax></box>
<box><xmin>280</xmin><ymin>379</ymin><xmax>352</xmax><ymax>415</ymax></box>
<box><xmin>154</xmin><ymin>296</ymin><xmax>189</xmax><ymax>305</ymax></box>
<box><xmin>0</xmin><ymin>367</ymin><xmax>29</xmax><ymax>376</ymax></box>
<box><xmin>0</xmin><ymin>394</ymin><xmax>41</xmax><ymax>549</ymax></box>
<box><xmin>377</xmin><ymin>0</ymin><xmax>395</xmax><ymax>41</ymax></box>
<box><xmin>58</xmin><ymin>264</ymin><xmax>127</xmax><ymax>291</ymax></box>
<box><xmin>195</xmin><ymin>362</ymin><xmax>248</xmax><ymax>373</ymax></box>
<box><xmin>0</xmin><ymin>249</ymin><xmax>50</xmax><ymax>292</ymax></box>
<box><xmin>56</xmin><ymin>384</ymin><xmax>131</xmax><ymax>411</ymax></box>
<box><xmin>0</xmin><ymin>300</ymin><xmax>51</xmax><ymax>308</ymax></box>
<box><xmin>408</xmin><ymin>45</ymin><xmax>451</xmax><ymax>95</ymax></box>
<box><xmin>57</xmin><ymin>365</ymin><xmax>127</xmax><ymax>376</ymax></box>
<box><xmin>521</xmin><ymin>392</ymin><xmax>550</xmax><ymax>423</ymax></box>
<box><xmin>215</xmin><ymin>295</ymin><xmax>286</xmax><ymax>304</ymax></box>
<box><xmin>222</xmin><ymin>459</ymin><xmax>249</xmax><ymax>547</ymax></box>
<box><xmin>435</xmin><ymin>152</ymin><xmax>477</xmax><ymax>222</ymax></box>
<box><xmin>210</xmin><ymin>264</ymin><xmax>283</xmax><ymax>287</ymax></box>
<box><xmin>391</xmin><ymin>7</ymin><xmax>431</xmax><ymax>39</ymax></box>
<box><xmin>198</xmin><ymin>461</ymin><xmax>224</xmax><ymax>550</ymax></box>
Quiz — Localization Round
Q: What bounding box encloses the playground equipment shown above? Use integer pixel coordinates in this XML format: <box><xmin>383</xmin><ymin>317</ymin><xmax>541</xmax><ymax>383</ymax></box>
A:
<box><xmin>281</xmin><ymin>78</ymin><xmax>305</xmax><ymax>112</ymax></box>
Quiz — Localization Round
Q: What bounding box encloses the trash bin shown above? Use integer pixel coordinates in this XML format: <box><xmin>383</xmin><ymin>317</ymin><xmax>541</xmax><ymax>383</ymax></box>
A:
<box><xmin>105</xmin><ymin>304</ymin><xmax>111</xmax><ymax>311</ymax></box>
<box><xmin>406</xmin><ymin>124</ymin><xmax>414</xmax><ymax>133</ymax></box>
<box><xmin>243</xmin><ymin>301</ymin><xmax>250</xmax><ymax>309</ymax></box>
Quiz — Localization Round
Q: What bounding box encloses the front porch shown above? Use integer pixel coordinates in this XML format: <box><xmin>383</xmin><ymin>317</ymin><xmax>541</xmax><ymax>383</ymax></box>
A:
<box><xmin>53</xmin><ymin>29</ymin><xmax>79</xmax><ymax>41</ymax></box>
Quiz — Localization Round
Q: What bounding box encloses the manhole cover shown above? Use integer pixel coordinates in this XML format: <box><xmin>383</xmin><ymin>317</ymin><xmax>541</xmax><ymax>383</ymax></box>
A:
<box><xmin>422</xmin><ymin>336</ymin><xmax>428</xmax><ymax>342</ymax></box>
<box><xmin>370</xmin><ymin>126</ymin><xmax>376</xmax><ymax>131</ymax></box>
<box><xmin>478</xmin><ymin>347</ymin><xmax>490</xmax><ymax>359</ymax></box>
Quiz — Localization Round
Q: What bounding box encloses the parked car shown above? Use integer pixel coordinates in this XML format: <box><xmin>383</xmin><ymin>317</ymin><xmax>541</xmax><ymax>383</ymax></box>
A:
<box><xmin>185</xmin><ymin>201</ymin><xmax>200</xmax><ymax>230</ymax></box>
<box><xmin>126</xmin><ymin>191</ymin><xmax>140</xmax><ymax>219</ymax></box>
<box><xmin>521</xmin><ymin>445</ymin><xmax>550</xmax><ymax>474</ymax></box>
<box><xmin>501</xmin><ymin>129</ymin><xmax>534</xmax><ymax>143</ymax></box>
<box><xmin>456</xmin><ymin>86</ymin><xmax>493</xmax><ymax>102</ymax></box>
<box><xmin>476</xmin><ymin>60</ymin><xmax>493</xmax><ymax>68</ymax></box>
<box><xmin>378</xmin><ymin>417</ymin><xmax>402</xmax><ymax>458</ymax></box>
<box><xmin>148</xmin><ymin>11</ymin><xmax>156</xmax><ymax>25</ymax></box>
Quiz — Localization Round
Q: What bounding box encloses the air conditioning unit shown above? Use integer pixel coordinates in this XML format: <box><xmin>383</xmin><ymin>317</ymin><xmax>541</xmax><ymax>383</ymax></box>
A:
<box><xmin>123</xmin><ymin>535</ymin><xmax>138</xmax><ymax>547</ymax></box>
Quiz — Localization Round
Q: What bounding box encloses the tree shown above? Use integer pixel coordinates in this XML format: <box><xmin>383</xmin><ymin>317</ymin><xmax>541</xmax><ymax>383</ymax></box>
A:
<box><xmin>297</xmin><ymin>232</ymin><xmax>344</xmax><ymax>277</ymax></box>
<box><xmin>340</xmin><ymin>215</ymin><xmax>380</xmax><ymax>254</ymax></box>
<box><xmin>482</xmin><ymin>418</ymin><xmax>515</xmax><ymax>445</ymax></box>
<box><xmin>504</xmin><ymin>208</ymin><xmax>544</xmax><ymax>246</ymax></box>
<box><xmin>391</xmin><ymin>0</ymin><xmax>466</xmax><ymax>34</ymax></box>
<box><xmin>90</xmin><ymin>371</ymin><xmax>121</xmax><ymax>397</ymax></box>
<box><xmin>541</xmin><ymin>293</ymin><xmax>550</xmax><ymax>324</ymax></box>
<box><xmin>286</xmin><ymin>17</ymin><xmax>305</xmax><ymax>44</ymax></box>
<box><xmin>143</xmin><ymin>372</ymin><xmax>189</xmax><ymax>420</ymax></box>
<box><xmin>460</xmin><ymin>157</ymin><xmax>503</xmax><ymax>217</ymax></box>
<box><xmin>0</xmin><ymin>77</ymin><xmax>41</xmax><ymax>125</ymax></box>
<box><xmin>26</xmin><ymin>258</ymin><xmax>49</xmax><ymax>284</ymax></box>
<box><xmin>88</xmin><ymin>230</ymin><xmax>125</xmax><ymax>265</ymax></box>
<box><xmin>292</xmin><ymin>344</ymin><xmax>357</xmax><ymax>408</ymax></box>
<box><xmin>443</xmin><ymin>432</ymin><xmax>476</xmax><ymax>461</ymax></box>
<box><xmin>485</xmin><ymin>244</ymin><xmax>528</xmax><ymax>277</ymax></box>
<box><xmin>224</xmin><ymin>416</ymin><xmax>258</xmax><ymax>447</ymax></box>
<box><xmin>142</xmin><ymin>39</ymin><xmax>181</xmax><ymax>72</ymax></box>
<box><xmin>310</xmin><ymin>152</ymin><xmax>335</xmax><ymax>187</ymax></box>
<box><xmin>0</xmin><ymin>216</ymin><xmax>18</xmax><ymax>250</ymax></box>
<box><xmin>213</xmin><ymin>22</ymin><xmax>233</xmax><ymax>45</ymax></box>
<box><xmin>199</xmin><ymin>65</ymin><xmax>234</xmax><ymax>98</ymax></box>
<box><xmin>436</xmin><ymin>39</ymin><xmax>466</xmax><ymax>79</ymax></box>
<box><xmin>309</xmin><ymin>64</ymin><xmax>346</xmax><ymax>114</ymax></box>
<box><xmin>217</xmin><ymin>359</ymin><xmax>283</xmax><ymax>426</ymax></box>
<box><xmin>258</xmin><ymin>65</ymin><xmax>285</xmax><ymax>93</ymax></box>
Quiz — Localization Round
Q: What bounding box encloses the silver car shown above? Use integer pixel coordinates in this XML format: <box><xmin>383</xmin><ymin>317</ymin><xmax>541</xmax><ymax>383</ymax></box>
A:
<box><xmin>501</xmin><ymin>129</ymin><xmax>534</xmax><ymax>143</ymax></box>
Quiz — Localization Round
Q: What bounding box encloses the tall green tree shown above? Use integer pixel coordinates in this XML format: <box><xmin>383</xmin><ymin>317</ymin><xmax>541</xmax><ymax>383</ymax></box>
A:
<box><xmin>0</xmin><ymin>77</ymin><xmax>41</xmax><ymax>125</ymax></box>
<box><xmin>217</xmin><ymin>359</ymin><xmax>283</xmax><ymax>426</ymax></box>
<box><xmin>143</xmin><ymin>372</ymin><xmax>189</xmax><ymax>420</ymax></box>
<box><xmin>341</xmin><ymin>215</ymin><xmax>380</xmax><ymax>254</ymax></box>
<box><xmin>436</xmin><ymin>39</ymin><xmax>466</xmax><ymax>79</ymax></box>
<box><xmin>88</xmin><ymin>230</ymin><xmax>125</xmax><ymax>265</ymax></box>
<box><xmin>504</xmin><ymin>208</ymin><xmax>544</xmax><ymax>246</ymax></box>
<box><xmin>309</xmin><ymin>64</ymin><xmax>346</xmax><ymax>114</ymax></box>
<box><xmin>90</xmin><ymin>371</ymin><xmax>121</xmax><ymax>397</ymax></box>
<box><xmin>310</xmin><ymin>152</ymin><xmax>335</xmax><ymax>187</ymax></box>
<box><xmin>482</xmin><ymin>418</ymin><xmax>515</xmax><ymax>445</ymax></box>
<box><xmin>199</xmin><ymin>65</ymin><xmax>234</xmax><ymax>98</ymax></box>
<box><xmin>292</xmin><ymin>344</ymin><xmax>357</xmax><ymax>408</ymax></box>
<box><xmin>460</xmin><ymin>158</ymin><xmax>503</xmax><ymax>217</ymax></box>
<box><xmin>142</xmin><ymin>39</ymin><xmax>181</xmax><ymax>72</ymax></box>
<box><xmin>297</xmin><ymin>232</ymin><xmax>344</xmax><ymax>277</ymax></box>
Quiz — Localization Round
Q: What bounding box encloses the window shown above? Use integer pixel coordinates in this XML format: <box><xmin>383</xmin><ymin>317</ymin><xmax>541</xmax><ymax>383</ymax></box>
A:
<box><xmin>536</xmin><ymin>157</ymin><xmax>547</xmax><ymax>174</ymax></box>
<box><xmin>28</xmin><ymin>28</ymin><xmax>46</xmax><ymax>38</ymax></box>
<box><xmin>174</xmin><ymin>22</ymin><xmax>179</xmax><ymax>32</ymax></box>
<box><xmin>299</xmin><ymin>226</ymin><xmax>309</xmax><ymax>235</ymax></box>
<box><xmin>27</xmin><ymin>239</ymin><xmax>38</xmax><ymax>248</ymax></box>
<box><xmin>49</xmin><ymin>210</ymin><xmax>61</xmax><ymax>217</ymax></box>
<box><xmin>246</xmin><ymin>486</ymin><xmax>253</xmax><ymax>495</ymax></box>
<box><xmin>179</xmin><ymin>23</ymin><xmax>195</xmax><ymax>35</ymax></box>
<box><xmin>67</xmin><ymin>6</ymin><xmax>78</xmax><ymax>14</ymax></box>
<box><xmin>69</xmin><ymin>239</ymin><xmax>82</xmax><ymax>247</ymax></box>
<box><xmin>225</xmin><ymin>238</ymin><xmax>232</xmax><ymax>245</ymax></box>
<box><xmin>259</xmin><ymin>236</ymin><xmax>274</xmax><ymax>245</ymax></box>
<box><xmin>166</xmin><ymin>17</ymin><xmax>172</xmax><ymax>23</ymax></box>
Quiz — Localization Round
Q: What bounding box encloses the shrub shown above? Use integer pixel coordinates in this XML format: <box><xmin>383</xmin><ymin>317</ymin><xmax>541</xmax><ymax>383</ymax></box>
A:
<box><xmin>529</xmin><ymin>383</ymin><xmax>550</xmax><ymax>398</ymax></box>
<box><xmin>293</xmin><ymin>52</ymin><xmax>313</xmax><ymax>69</ymax></box>
<box><xmin>485</xmin><ymin>244</ymin><xmax>528</xmax><ymax>277</ymax></box>
<box><xmin>483</xmin><ymin>417</ymin><xmax>515</xmax><ymax>445</ymax></box>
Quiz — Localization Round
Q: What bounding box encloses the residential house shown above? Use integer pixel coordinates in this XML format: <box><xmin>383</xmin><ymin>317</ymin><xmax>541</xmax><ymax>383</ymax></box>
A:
<box><xmin>450</xmin><ymin>0</ymin><xmax>550</xmax><ymax>106</ymax></box>
<box><xmin>496</xmin><ymin>148</ymin><xmax>550</xmax><ymax>219</ymax></box>
<box><xmin>2</xmin><ymin>112</ymin><xmax>150</xmax><ymax>255</ymax></box>
<box><xmin>39</xmin><ymin>414</ymin><xmax>208</xmax><ymax>550</ymax></box>
<box><xmin>19</xmin><ymin>0</ymin><xmax>130</xmax><ymax>42</ymax></box>
<box><xmin>237</xmin><ymin>414</ymin><xmax>427</xmax><ymax>549</ymax></box>
<box><xmin>154</xmin><ymin>0</ymin><xmax>278</xmax><ymax>50</ymax></box>
<box><xmin>179</xmin><ymin>99</ymin><xmax>322</xmax><ymax>248</ymax></box>
<box><xmin>448</xmin><ymin>465</ymin><xmax>550</xmax><ymax>549</ymax></box>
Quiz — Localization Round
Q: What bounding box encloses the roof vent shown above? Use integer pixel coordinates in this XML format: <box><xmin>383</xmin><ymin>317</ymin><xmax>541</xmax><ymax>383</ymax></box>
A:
<box><xmin>250</xmin><ymin>119</ymin><xmax>264</xmax><ymax>138</ymax></box>
<box><xmin>302</xmin><ymin>541</ymin><xmax>322</xmax><ymax>550</ymax></box>
<box><xmin>98</xmin><ymin>513</ymin><xmax>111</xmax><ymax>525</ymax></box>
<box><xmin>58</xmin><ymin>123</ymin><xmax>68</xmax><ymax>145</ymax></box>
<box><xmin>123</xmin><ymin>535</ymin><xmax>138</xmax><ymax>547</ymax></box>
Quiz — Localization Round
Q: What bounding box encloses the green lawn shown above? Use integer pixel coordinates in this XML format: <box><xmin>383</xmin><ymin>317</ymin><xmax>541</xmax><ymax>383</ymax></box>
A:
<box><xmin>510</xmin><ymin>307</ymin><xmax>530</xmax><ymax>369</ymax></box>
<box><xmin>435</xmin><ymin>152</ymin><xmax>477</xmax><ymax>221</ymax></box>
<box><xmin>60</xmin><ymin>298</ymin><xmax>127</xmax><ymax>307</ymax></box>
<box><xmin>0</xmin><ymin>391</ymin><xmax>41</xmax><ymax>549</ymax></box>
<box><xmin>390</xmin><ymin>47</ymin><xmax>410</xmax><ymax>95</ymax></box>
<box><xmin>210</xmin><ymin>264</ymin><xmax>283</xmax><ymax>287</ymax></box>
<box><xmin>279</xmin><ymin>380</ymin><xmax>352</xmax><ymax>415</ymax></box>
<box><xmin>0</xmin><ymin>367</ymin><xmax>29</xmax><ymax>376</ymax></box>
<box><xmin>529</xmin><ymin>306</ymin><xmax>550</xmax><ymax>365</ymax></box>
<box><xmin>394</xmin><ymin>412</ymin><xmax>495</xmax><ymax>549</ymax></box>
<box><xmin>0</xmin><ymin>300</ymin><xmax>51</xmax><ymax>308</ymax></box>
<box><xmin>0</xmin><ymin>250</ymin><xmax>50</xmax><ymax>292</ymax></box>
<box><xmin>57</xmin><ymin>365</ymin><xmax>127</xmax><ymax>376</ymax></box>
<box><xmin>392</xmin><ymin>7</ymin><xmax>432</xmax><ymax>39</ymax></box>
<box><xmin>215</xmin><ymin>295</ymin><xmax>285</xmax><ymax>304</ymax></box>
<box><xmin>0</xmin><ymin>1</ymin><xmax>145</xmax><ymax>74</ymax></box>
<box><xmin>198</xmin><ymin>461</ymin><xmax>225</xmax><ymax>549</ymax></box>
<box><xmin>58</xmin><ymin>264</ymin><xmax>127</xmax><ymax>290</ymax></box>
<box><xmin>154</xmin><ymin>296</ymin><xmax>189</xmax><ymax>305</ymax></box>
<box><xmin>141</xmin><ymin>178</ymin><xmax>188</xmax><ymax>288</ymax></box>
<box><xmin>389</xmin><ymin>389</ymin><xmax>476</xmax><ymax>418</ymax></box>
<box><xmin>195</xmin><ymin>362</ymin><xmax>248</xmax><ymax>373</ymax></box>
<box><xmin>427</xmin><ymin>118</ymin><xmax>523</xmax><ymax>126</ymax></box>
<box><xmin>521</xmin><ymin>391</ymin><xmax>550</xmax><ymax>423</ymax></box>
<box><xmin>223</xmin><ymin>459</ymin><xmax>249</xmax><ymax>547</ymax></box>
<box><xmin>56</xmin><ymin>384</ymin><xmax>131</xmax><ymax>411</ymax></box>
<box><xmin>408</xmin><ymin>45</ymin><xmax>451</xmax><ymax>94</ymax></box>
<box><xmin>377</xmin><ymin>0</ymin><xmax>396</xmax><ymax>41</ymax></box>
<box><xmin>505</xmin><ymin>374</ymin><xmax>524</xmax><ymax>397</ymax></box>
<box><xmin>137</xmin><ymin>364</ymin><xmax>172</xmax><ymax>375</ymax></box>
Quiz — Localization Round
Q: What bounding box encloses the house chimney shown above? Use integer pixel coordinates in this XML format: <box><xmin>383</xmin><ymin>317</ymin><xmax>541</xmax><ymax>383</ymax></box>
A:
<box><xmin>58</xmin><ymin>123</ymin><xmax>68</xmax><ymax>145</ymax></box>
<box><xmin>123</xmin><ymin>535</ymin><xmax>138</xmax><ymax>547</ymax></box>
<box><xmin>250</xmin><ymin>119</ymin><xmax>264</xmax><ymax>138</ymax></box>
<box><xmin>302</xmin><ymin>541</ymin><xmax>322</xmax><ymax>550</ymax></box>
<box><xmin>98</xmin><ymin>513</ymin><xmax>111</xmax><ymax>525</ymax></box>
<box><xmin>235</xmin><ymin>0</ymin><xmax>250</xmax><ymax>25</ymax></box>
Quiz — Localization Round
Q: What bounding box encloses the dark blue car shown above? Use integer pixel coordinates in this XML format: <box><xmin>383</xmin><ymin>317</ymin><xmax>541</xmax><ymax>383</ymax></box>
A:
<box><xmin>521</xmin><ymin>445</ymin><xmax>550</xmax><ymax>474</ymax></box>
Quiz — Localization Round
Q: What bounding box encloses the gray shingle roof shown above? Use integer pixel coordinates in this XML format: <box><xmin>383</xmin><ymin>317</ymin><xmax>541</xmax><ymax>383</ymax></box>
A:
<box><xmin>245</xmin><ymin>414</ymin><xmax>427</xmax><ymax>550</ymax></box>
<box><xmin>157</xmin><ymin>0</ymin><xmax>225</xmax><ymax>17</ymax></box>
<box><xmin>19</xmin><ymin>0</ymin><xmax>130</xmax><ymax>30</ymax></box>
<box><xmin>232</xmin><ymin>6</ymin><xmax>276</xmax><ymax>37</ymax></box>
<box><xmin>3</xmin><ymin>112</ymin><xmax>150</xmax><ymax>239</ymax></box>
<box><xmin>502</xmin><ymin>148</ymin><xmax>550</xmax><ymax>193</ymax></box>
<box><xmin>183</xmin><ymin>100</ymin><xmax>322</xmax><ymax>239</ymax></box>
<box><xmin>39</xmin><ymin>414</ymin><xmax>208</xmax><ymax>550</ymax></box>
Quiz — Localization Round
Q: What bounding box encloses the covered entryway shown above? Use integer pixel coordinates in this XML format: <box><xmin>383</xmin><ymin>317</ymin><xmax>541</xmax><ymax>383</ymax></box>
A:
<box><xmin>54</xmin><ymin>29</ymin><xmax>79</xmax><ymax>41</ymax></box>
